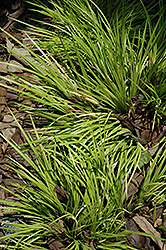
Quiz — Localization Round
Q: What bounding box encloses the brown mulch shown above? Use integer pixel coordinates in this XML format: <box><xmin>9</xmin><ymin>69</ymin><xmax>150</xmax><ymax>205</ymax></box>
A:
<box><xmin>0</xmin><ymin>1</ymin><xmax>166</xmax><ymax>249</ymax></box>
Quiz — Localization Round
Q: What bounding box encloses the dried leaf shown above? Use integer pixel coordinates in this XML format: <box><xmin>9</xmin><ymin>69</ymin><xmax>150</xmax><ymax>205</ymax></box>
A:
<box><xmin>0</xmin><ymin>121</ymin><xmax>17</xmax><ymax>130</ymax></box>
<box><xmin>133</xmin><ymin>215</ymin><xmax>166</xmax><ymax>250</ymax></box>
<box><xmin>0</xmin><ymin>60</ymin><xmax>23</xmax><ymax>73</ymax></box>
<box><xmin>47</xmin><ymin>238</ymin><xmax>66</xmax><ymax>250</ymax></box>
<box><xmin>128</xmin><ymin>172</ymin><xmax>144</xmax><ymax>199</ymax></box>
<box><xmin>0</xmin><ymin>63</ymin><xmax>8</xmax><ymax>73</ymax></box>
<box><xmin>126</xmin><ymin>218</ymin><xmax>146</xmax><ymax>248</ymax></box>
<box><xmin>6</xmin><ymin>38</ymin><xmax>48</xmax><ymax>74</ymax></box>
<box><xmin>8</xmin><ymin>60</ymin><xmax>23</xmax><ymax>73</ymax></box>
<box><xmin>3</xmin><ymin>115</ymin><xmax>14</xmax><ymax>123</ymax></box>
<box><xmin>0</xmin><ymin>85</ymin><xmax>7</xmax><ymax>97</ymax></box>
<box><xmin>0</xmin><ymin>96</ymin><xmax>6</xmax><ymax>105</ymax></box>
<box><xmin>11</xmin><ymin>128</ymin><xmax>21</xmax><ymax>144</ymax></box>
<box><xmin>1</xmin><ymin>127</ymin><xmax>16</xmax><ymax>152</ymax></box>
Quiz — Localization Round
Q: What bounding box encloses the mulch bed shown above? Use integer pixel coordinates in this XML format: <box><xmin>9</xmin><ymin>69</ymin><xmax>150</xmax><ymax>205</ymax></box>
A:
<box><xmin>0</xmin><ymin>1</ymin><xmax>166</xmax><ymax>249</ymax></box>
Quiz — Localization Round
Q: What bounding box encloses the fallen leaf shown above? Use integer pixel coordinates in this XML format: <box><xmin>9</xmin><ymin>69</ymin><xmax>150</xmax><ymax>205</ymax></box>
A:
<box><xmin>128</xmin><ymin>172</ymin><xmax>144</xmax><ymax>198</ymax></box>
<box><xmin>0</xmin><ymin>60</ymin><xmax>23</xmax><ymax>73</ymax></box>
<box><xmin>0</xmin><ymin>87</ymin><xmax>7</xmax><ymax>97</ymax></box>
<box><xmin>133</xmin><ymin>215</ymin><xmax>166</xmax><ymax>250</ymax></box>
<box><xmin>11</xmin><ymin>128</ymin><xmax>21</xmax><ymax>144</ymax></box>
<box><xmin>7</xmin><ymin>60</ymin><xmax>23</xmax><ymax>73</ymax></box>
<box><xmin>125</xmin><ymin>218</ymin><xmax>146</xmax><ymax>248</ymax></box>
<box><xmin>0</xmin><ymin>120</ymin><xmax>17</xmax><ymax>130</ymax></box>
<box><xmin>6</xmin><ymin>38</ymin><xmax>48</xmax><ymax>75</ymax></box>
<box><xmin>0</xmin><ymin>81</ymin><xmax>7</xmax><ymax>105</ymax></box>
<box><xmin>1</xmin><ymin>127</ymin><xmax>16</xmax><ymax>152</ymax></box>
<box><xmin>0</xmin><ymin>96</ymin><xmax>6</xmax><ymax>105</ymax></box>
<box><xmin>47</xmin><ymin>238</ymin><xmax>66</xmax><ymax>250</ymax></box>
<box><xmin>2</xmin><ymin>115</ymin><xmax>14</xmax><ymax>123</ymax></box>
<box><xmin>0</xmin><ymin>63</ymin><xmax>8</xmax><ymax>73</ymax></box>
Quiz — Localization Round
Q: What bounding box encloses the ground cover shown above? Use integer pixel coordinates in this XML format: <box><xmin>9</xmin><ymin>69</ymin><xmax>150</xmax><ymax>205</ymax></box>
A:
<box><xmin>0</xmin><ymin>0</ymin><xmax>165</xmax><ymax>249</ymax></box>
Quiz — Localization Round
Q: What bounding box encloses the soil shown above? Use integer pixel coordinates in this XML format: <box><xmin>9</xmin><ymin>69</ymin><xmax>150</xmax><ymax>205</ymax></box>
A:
<box><xmin>0</xmin><ymin>1</ymin><xmax>166</xmax><ymax>249</ymax></box>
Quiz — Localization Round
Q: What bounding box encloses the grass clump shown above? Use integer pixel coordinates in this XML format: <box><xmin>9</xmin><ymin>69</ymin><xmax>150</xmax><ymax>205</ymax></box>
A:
<box><xmin>0</xmin><ymin>117</ymin><xmax>165</xmax><ymax>249</ymax></box>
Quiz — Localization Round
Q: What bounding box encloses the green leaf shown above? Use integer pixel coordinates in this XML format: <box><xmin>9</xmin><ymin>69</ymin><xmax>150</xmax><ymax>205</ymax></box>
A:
<box><xmin>138</xmin><ymin>150</ymin><xmax>152</xmax><ymax>168</ymax></box>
